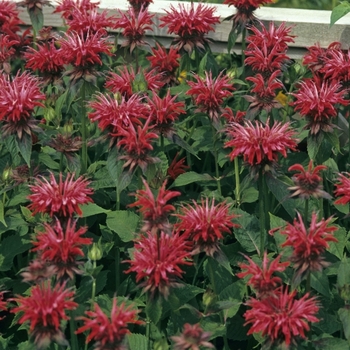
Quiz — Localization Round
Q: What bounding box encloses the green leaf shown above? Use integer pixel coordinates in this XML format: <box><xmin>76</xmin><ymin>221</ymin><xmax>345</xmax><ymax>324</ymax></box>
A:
<box><xmin>145</xmin><ymin>296</ymin><xmax>162</xmax><ymax>325</ymax></box>
<box><xmin>0</xmin><ymin>202</ymin><xmax>6</xmax><ymax>227</ymax></box>
<box><xmin>16</xmin><ymin>133</ymin><xmax>32</xmax><ymax>167</ymax></box>
<box><xmin>307</xmin><ymin>132</ymin><xmax>324</xmax><ymax>160</ymax></box>
<box><xmin>219</xmin><ymin>280</ymin><xmax>245</xmax><ymax>319</ymax></box>
<box><xmin>328</xmin><ymin>226</ymin><xmax>346</xmax><ymax>260</ymax></box>
<box><xmin>17</xmin><ymin>341</ymin><xmax>36</xmax><ymax>350</ymax></box>
<box><xmin>29</xmin><ymin>7</ymin><xmax>44</xmax><ymax>33</ymax></box>
<box><xmin>331</xmin><ymin>2</ymin><xmax>350</xmax><ymax>27</ymax></box>
<box><xmin>310</xmin><ymin>271</ymin><xmax>331</xmax><ymax>298</ymax></box>
<box><xmin>269</xmin><ymin>213</ymin><xmax>288</xmax><ymax>252</ymax></box>
<box><xmin>106</xmin><ymin>210</ymin><xmax>139</xmax><ymax>242</ymax></box>
<box><xmin>0</xmin><ymin>335</ymin><xmax>12</xmax><ymax>350</ymax></box>
<box><xmin>233</xmin><ymin>209</ymin><xmax>260</xmax><ymax>253</ymax></box>
<box><xmin>241</xmin><ymin>187</ymin><xmax>258</xmax><ymax>204</ymax></box>
<box><xmin>171</xmin><ymin>133</ymin><xmax>199</xmax><ymax>159</ymax></box>
<box><xmin>81</xmin><ymin>203</ymin><xmax>109</xmax><ymax>218</ymax></box>
<box><xmin>127</xmin><ymin>333</ymin><xmax>148</xmax><ymax>350</ymax></box>
<box><xmin>338</xmin><ymin>308</ymin><xmax>350</xmax><ymax>341</ymax></box>
<box><xmin>55</xmin><ymin>90</ymin><xmax>68</xmax><ymax>118</ymax></box>
<box><xmin>265</xmin><ymin>175</ymin><xmax>297</xmax><ymax>219</ymax></box>
<box><xmin>313</xmin><ymin>336</ymin><xmax>350</xmax><ymax>350</ymax></box>
<box><xmin>20</xmin><ymin>205</ymin><xmax>35</xmax><ymax>223</ymax></box>
<box><xmin>337</xmin><ymin>257</ymin><xmax>350</xmax><ymax>287</ymax></box>
<box><xmin>0</xmin><ymin>234</ymin><xmax>31</xmax><ymax>271</ymax></box>
<box><xmin>205</xmin><ymin>257</ymin><xmax>233</xmax><ymax>294</ymax></box>
<box><xmin>172</xmin><ymin>171</ymin><xmax>213</xmax><ymax>187</ymax></box>
<box><xmin>198</xmin><ymin>52</ymin><xmax>208</xmax><ymax>77</ymax></box>
<box><xmin>227</xmin><ymin>29</ymin><xmax>238</xmax><ymax>53</ymax></box>
<box><xmin>38</xmin><ymin>152</ymin><xmax>59</xmax><ymax>170</ymax></box>
<box><xmin>107</xmin><ymin>148</ymin><xmax>133</xmax><ymax>194</ymax></box>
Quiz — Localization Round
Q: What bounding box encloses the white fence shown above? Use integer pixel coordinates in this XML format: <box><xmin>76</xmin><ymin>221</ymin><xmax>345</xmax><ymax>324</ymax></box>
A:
<box><xmin>14</xmin><ymin>0</ymin><xmax>350</xmax><ymax>58</ymax></box>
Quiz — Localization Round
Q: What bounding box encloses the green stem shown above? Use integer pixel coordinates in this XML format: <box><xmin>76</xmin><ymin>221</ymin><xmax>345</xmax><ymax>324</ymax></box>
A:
<box><xmin>258</xmin><ymin>170</ymin><xmax>267</xmax><ymax>256</ymax></box>
<box><xmin>59</xmin><ymin>152</ymin><xmax>64</xmax><ymax>173</ymax></box>
<box><xmin>319</xmin><ymin>197</ymin><xmax>324</xmax><ymax>220</ymax></box>
<box><xmin>241</xmin><ymin>27</ymin><xmax>247</xmax><ymax>68</ymax></box>
<box><xmin>116</xmin><ymin>187</ymin><xmax>120</xmax><ymax>211</ymax></box>
<box><xmin>146</xmin><ymin>294</ymin><xmax>151</xmax><ymax>350</ymax></box>
<box><xmin>69</xmin><ymin>311</ymin><xmax>79</xmax><ymax>350</ymax></box>
<box><xmin>115</xmin><ymin>245</ymin><xmax>120</xmax><ymax>291</ymax></box>
<box><xmin>91</xmin><ymin>260</ymin><xmax>97</xmax><ymax>305</ymax></box>
<box><xmin>306</xmin><ymin>271</ymin><xmax>311</xmax><ymax>293</ymax></box>
<box><xmin>80</xmin><ymin>81</ymin><xmax>88</xmax><ymax>174</ymax></box>
<box><xmin>211</xmin><ymin>124</ymin><xmax>222</xmax><ymax>196</ymax></box>
<box><xmin>305</xmin><ymin>198</ymin><xmax>309</xmax><ymax>223</ymax></box>
<box><xmin>207</xmin><ymin>257</ymin><xmax>229</xmax><ymax>350</ymax></box>
<box><xmin>234</xmin><ymin>157</ymin><xmax>241</xmax><ymax>206</ymax></box>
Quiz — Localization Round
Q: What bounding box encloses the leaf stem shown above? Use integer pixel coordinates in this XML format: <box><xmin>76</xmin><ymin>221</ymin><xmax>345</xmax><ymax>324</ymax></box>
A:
<box><xmin>234</xmin><ymin>157</ymin><xmax>241</xmax><ymax>206</ymax></box>
<box><xmin>80</xmin><ymin>81</ymin><xmax>88</xmax><ymax>174</ymax></box>
<box><xmin>211</xmin><ymin>124</ymin><xmax>222</xmax><ymax>196</ymax></box>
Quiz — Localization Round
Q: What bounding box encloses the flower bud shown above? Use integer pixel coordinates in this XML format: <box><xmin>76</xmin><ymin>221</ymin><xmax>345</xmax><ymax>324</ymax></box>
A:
<box><xmin>88</xmin><ymin>241</ymin><xmax>103</xmax><ymax>261</ymax></box>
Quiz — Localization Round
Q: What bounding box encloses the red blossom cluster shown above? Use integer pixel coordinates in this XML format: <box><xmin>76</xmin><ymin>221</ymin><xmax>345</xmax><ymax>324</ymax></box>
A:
<box><xmin>159</xmin><ymin>3</ymin><xmax>220</xmax><ymax>53</ymax></box>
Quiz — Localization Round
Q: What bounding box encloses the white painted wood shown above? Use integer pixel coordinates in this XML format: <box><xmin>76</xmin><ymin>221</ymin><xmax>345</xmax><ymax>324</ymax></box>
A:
<box><xmin>12</xmin><ymin>0</ymin><xmax>350</xmax><ymax>58</ymax></box>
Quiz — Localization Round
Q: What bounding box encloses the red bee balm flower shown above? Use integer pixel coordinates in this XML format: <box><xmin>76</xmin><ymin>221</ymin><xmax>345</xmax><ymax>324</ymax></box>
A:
<box><xmin>186</xmin><ymin>71</ymin><xmax>234</xmax><ymax>124</ymax></box>
<box><xmin>291</xmin><ymin>76</ymin><xmax>348</xmax><ymax>134</ymax></box>
<box><xmin>116</xmin><ymin>118</ymin><xmax>158</xmax><ymax>173</ymax></box>
<box><xmin>237</xmin><ymin>252</ymin><xmax>289</xmax><ymax>296</ymax></box>
<box><xmin>175</xmin><ymin>198</ymin><xmax>239</xmax><ymax>256</ymax></box>
<box><xmin>244</xmin><ymin>286</ymin><xmax>319</xmax><ymax>347</ymax></box>
<box><xmin>334</xmin><ymin>172</ymin><xmax>350</xmax><ymax>205</ymax></box>
<box><xmin>129</xmin><ymin>178</ymin><xmax>180</xmax><ymax>233</ymax></box>
<box><xmin>280</xmin><ymin>212</ymin><xmax>337</xmax><ymax>280</ymax></box>
<box><xmin>147</xmin><ymin>90</ymin><xmax>186</xmax><ymax>136</ymax></box>
<box><xmin>28</xmin><ymin>172</ymin><xmax>93</xmax><ymax>218</ymax></box>
<box><xmin>172</xmin><ymin>323</ymin><xmax>214</xmax><ymax>350</ymax></box>
<box><xmin>125</xmin><ymin>231</ymin><xmax>192</xmax><ymax>298</ymax></box>
<box><xmin>115</xmin><ymin>6</ymin><xmax>154</xmax><ymax>52</ymax></box>
<box><xmin>58</xmin><ymin>30</ymin><xmax>112</xmax><ymax>81</ymax></box>
<box><xmin>147</xmin><ymin>43</ymin><xmax>180</xmax><ymax>84</ymax></box>
<box><xmin>0</xmin><ymin>71</ymin><xmax>46</xmax><ymax>138</ymax></box>
<box><xmin>76</xmin><ymin>297</ymin><xmax>143</xmax><ymax>350</ymax></box>
<box><xmin>32</xmin><ymin>219</ymin><xmax>92</xmax><ymax>280</ymax></box>
<box><xmin>225</xmin><ymin>119</ymin><xmax>298</xmax><ymax>171</ymax></box>
<box><xmin>288</xmin><ymin>160</ymin><xmax>330</xmax><ymax>199</ymax></box>
<box><xmin>11</xmin><ymin>282</ymin><xmax>77</xmax><ymax>350</ymax></box>
<box><xmin>159</xmin><ymin>3</ymin><xmax>220</xmax><ymax>53</ymax></box>
<box><xmin>167</xmin><ymin>153</ymin><xmax>189</xmax><ymax>180</ymax></box>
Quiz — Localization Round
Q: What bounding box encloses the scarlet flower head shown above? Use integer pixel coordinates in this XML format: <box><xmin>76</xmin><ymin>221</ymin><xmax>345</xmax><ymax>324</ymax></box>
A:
<box><xmin>125</xmin><ymin>230</ymin><xmax>192</xmax><ymax>298</ymax></box>
<box><xmin>115</xmin><ymin>6</ymin><xmax>154</xmax><ymax>52</ymax></box>
<box><xmin>245</xmin><ymin>70</ymin><xmax>284</xmax><ymax>118</ymax></box>
<box><xmin>237</xmin><ymin>252</ymin><xmax>289</xmax><ymax>296</ymax></box>
<box><xmin>105</xmin><ymin>66</ymin><xmax>164</xmax><ymax>99</ymax></box>
<box><xmin>224</xmin><ymin>0</ymin><xmax>275</xmax><ymax>31</ymax></box>
<box><xmin>0</xmin><ymin>34</ymin><xmax>18</xmax><ymax>73</ymax></box>
<box><xmin>334</xmin><ymin>172</ymin><xmax>350</xmax><ymax>205</ymax></box>
<box><xmin>24</xmin><ymin>42</ymin><xmax>64</xmax><ymax>83</ymax></box>
<box><xmin>225</xmin><ymin>119</ymin><xmax>298</xmax><ymax>174</ymax></box>
<box><xmin>279</xmin><ymin>212</ymin><xmax>337</xmax><ymax>281</ymax></box>
<box><xmin>116</xmin><ymin>118</ymin><xmax>159</xmax><ymax>173</ymax></box>
<box><xmin>147</xmin><ymin>90</ymin><xmax>186</xmax><ymax>136</ymax></box>
<box><xmin>88</xmin><ymin>93</ymin><xmax>148</xmax><ymax>136</ymax></box>
<box><xmin>58</xmin><ymin>30</ymin><xmax>113</xmax><ymax>81</ymax></box>
<box><xmin>11</xmin><ymin>282</ymin><xmax>77</xmax><ymax>350</ymax></box>
<box><xmin>167</xmin><ymin>152</ymin><xmax>189</xmax><ymax>180</ymax></box>
<box><xmin>159</xmin><ymin>3</ymin><xmax>220</xmax><ymax>53</ymax></box>
<box><xmin>288</xmin><ymin>160</ymin><xmax>330</xmax><ymax>200</ymax></box>
<box><xmin>172</xmin><ymin>323</ymin><xmax>214</xmax><ymax>350</ymax></box>
<box><xmin>128</xmin><ymin>0</ymin><xmax>153</xmax><ymax>13</ymax></box>
<box><xmin>186</xmin><ymin>71</ymin><xmax>234</xmax><ymax>125</ymax></box>
<box><xmin>66</xmin><ymin>7</ymin><xmax>117</xmax><ymax>35</ymax></box>
<box><xmin>175</xmin><ymin>198</ymin><xmax>239</xmax><ymax>256</ymax></box>
<box><xmin>32</xmin><ymin>219</ymin><xmax>92</xmax><ymax>280</ymax></box>
<box><xmin>0</xmin><ymin>71</ymin><xmax>46</xmax><ymax>139</ymax></box>
<box><xmin>28</xmin><ymin>172</ymin><xmax>93</xmax><ymax>218</ymax></box>
<box><xmin>147</xmin><ymin>43</ymin><xmax>180</xmax><ymax>84</ymax></box>
<box><xmin>129</xmin><ymin>178</ymin><xmax>180</xmax><ymax>233</ymax></box>
<box><xmin>76</xmin><ymin>297</ymin><xmax>143</xmax><ymax>350</ymax></box>
<box><xmin>54</xmin><ymin>0</ymin><xmax>99</xmax><ymax>20</ymax></box>
<box><xmin>244</xmin><ymin>286</ymin><xmax>319</xmax><ymax>347</ymax></box>
<box><xmin>291</xmin><ymin>76</ymin><xmax>348</xmax><ymax>134</ymax></box>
